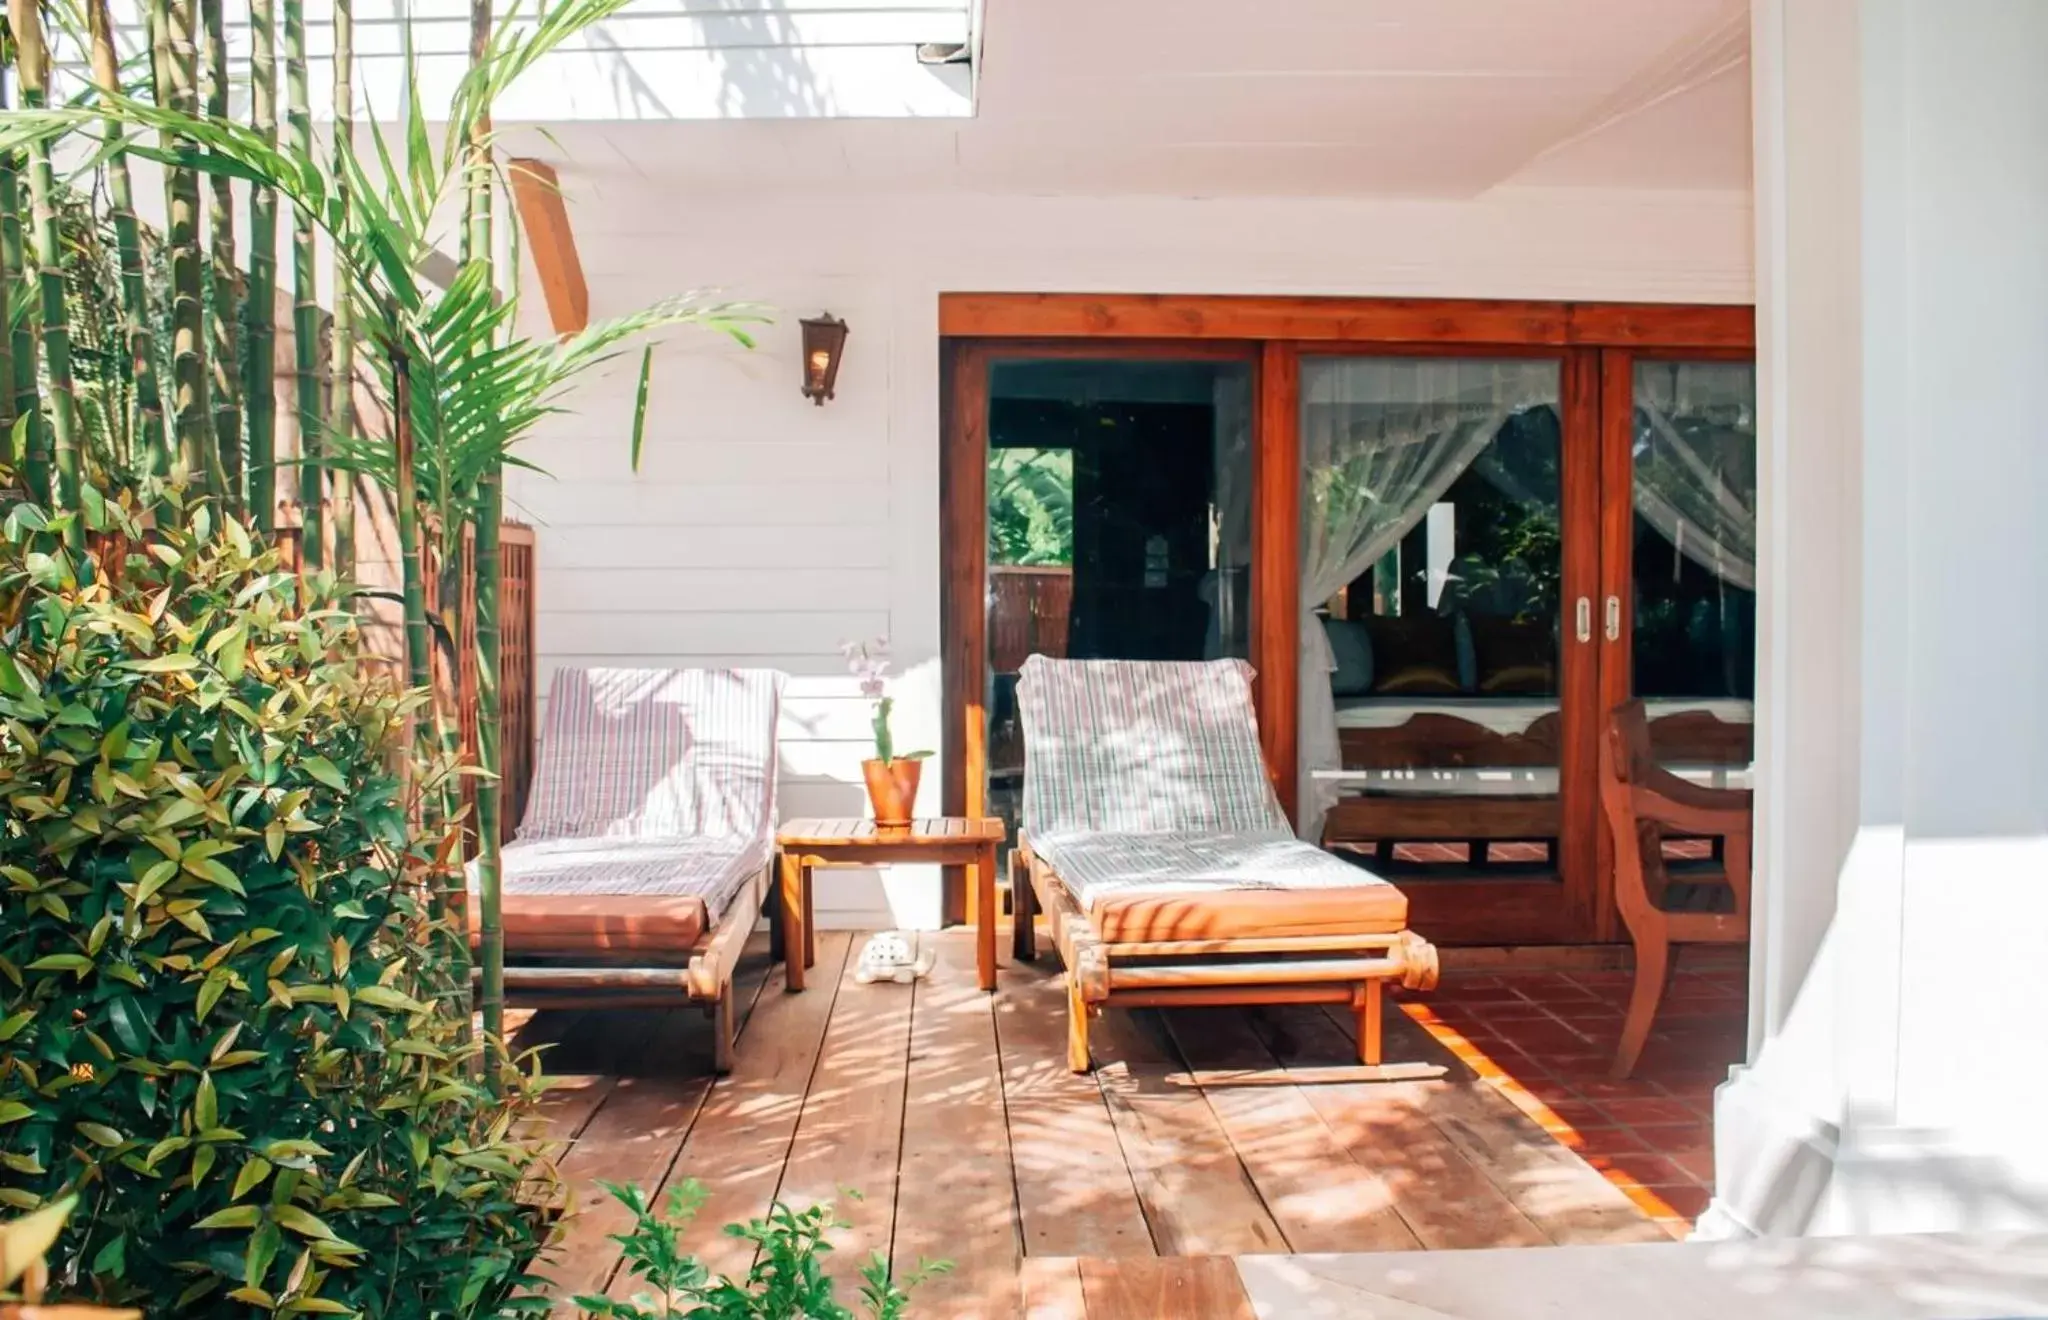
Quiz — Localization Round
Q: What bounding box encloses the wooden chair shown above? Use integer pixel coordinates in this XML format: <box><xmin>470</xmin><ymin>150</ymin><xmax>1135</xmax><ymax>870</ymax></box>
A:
<box><xmin>1599</xmin><ymin>700</ymin><xmax>1752</xmax><ymax>1079</ymax></box>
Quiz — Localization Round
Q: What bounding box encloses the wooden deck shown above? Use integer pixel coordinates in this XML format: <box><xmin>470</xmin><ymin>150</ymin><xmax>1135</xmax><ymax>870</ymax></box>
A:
<box><xmin>516</xmin><ymin>929</ymin><xmax>1666</xmax><ymax>1319</ymax></box>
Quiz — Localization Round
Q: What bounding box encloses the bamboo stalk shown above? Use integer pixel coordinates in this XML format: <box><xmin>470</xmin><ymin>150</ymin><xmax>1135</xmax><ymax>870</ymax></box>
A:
<box><xmin>246</xmin><ymin>0</ymin><xmax>278</xmax><ymax>530</ymax></box>
<box><xmin>284</xmin><ymin>0</ymin><xmax>320</xmax><ymax>565</ymax></box>
<box><xmin>329</xmin><ymin>0</ymin><xmax>355</xmax><ymax>572</ymax></box>
<box><xmin>11</xmin><ymin>0</ymin><xmax>79</xmax><ymax>537</ymax></box>
<box><xmin>0</xmin><ymin>64</ymin><xmax>41</xmax><ymax>503</ymax></box>
<box><xmin>160</xmin><ymin>0</ymin><xmax>218</xmax><ymax>495</ymax></box>
<box><xmin>468</xmin><ymin>0</ymin><xmax>504</xmax><ymax>1051</ymax></box>
<box><xmin>201</xmin><ymin>0</ymin><xmax>241</xmax><ymax>509</ymax></box>
<box><xmin>89</xmin><ymin>0</ymin><xmax>170</xmax><ymax>490</ymax></box>
<box><xmin>391</xmin><ymin>347</ymin><xmax>429</xmax><ymax>720</ymax></box>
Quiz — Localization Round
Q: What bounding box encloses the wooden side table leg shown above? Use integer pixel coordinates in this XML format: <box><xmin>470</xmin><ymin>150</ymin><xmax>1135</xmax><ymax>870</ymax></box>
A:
<box><xmin>976</xmin><ymin>842</ymin><xmax>997</xmax><ymax>991</ymax></box>
<box><xmin>779</xmin><ymin>851</ymin><xmax>806</xmax><ymax>993</ymax></box>
<box><xmin>802</xmin><ymin>859</ymin><xmax>816</xmax><ymax>969</ymax></box>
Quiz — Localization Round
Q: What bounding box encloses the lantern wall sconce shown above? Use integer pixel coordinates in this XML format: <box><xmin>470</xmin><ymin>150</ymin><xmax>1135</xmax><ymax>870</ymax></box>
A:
<box><xmin>799</xmin><ymin>313</ymin><xmax>849</xmax><ymax>405</ymax></box>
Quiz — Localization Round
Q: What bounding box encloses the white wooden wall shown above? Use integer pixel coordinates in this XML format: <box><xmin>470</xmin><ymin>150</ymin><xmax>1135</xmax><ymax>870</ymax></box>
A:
<box><xmin>507</xmin><ymin>181</ymin><xmax>1754</xmax><ymax>928</ymax></box>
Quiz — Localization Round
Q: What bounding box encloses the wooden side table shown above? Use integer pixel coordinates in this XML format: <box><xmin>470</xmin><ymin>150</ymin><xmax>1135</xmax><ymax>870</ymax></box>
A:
<box><xmin>775</xmin><ymin>817</ymin><xmax>1007</xmax><ymax>992</ymax></box>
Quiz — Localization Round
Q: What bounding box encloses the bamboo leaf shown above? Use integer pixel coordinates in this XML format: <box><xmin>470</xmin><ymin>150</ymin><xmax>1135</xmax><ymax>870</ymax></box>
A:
<box><xmin>629</xmin><ymin>344</ymin><xmax>653</xmax><ymax>473</ymax></box>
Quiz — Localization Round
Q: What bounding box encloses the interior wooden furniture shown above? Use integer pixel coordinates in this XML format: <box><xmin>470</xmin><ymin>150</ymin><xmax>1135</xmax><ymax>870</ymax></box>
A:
<box><xmin>1010</xmin><ymin>842</ymin><xmax>1440</xmax><ymax>1074</ymax></box>
<box><xmin>941</xmin><ymin>293</ymin><xmax>1757</xmax><ymax>949</ymax></box>
<box><xmin>776</xmin><ymin>817</ymin><xmax>1005</xmax><ymax>992</ymax></box>
<box><xmin>1599</xmin><ymin>700</ymin><xmax>1752</xmax><ymax>1078</ymax></box>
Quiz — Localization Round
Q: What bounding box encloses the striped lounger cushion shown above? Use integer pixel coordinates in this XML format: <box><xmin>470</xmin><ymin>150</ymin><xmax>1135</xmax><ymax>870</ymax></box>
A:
<box><xmin>1017</xmin><ymin>656</ymin><xmax>1406</xmax><ymax>943</ymax></box>
<box><xmin>474</xmin><ymin>667</ymin><xmax>784</xmax><ymax>954</ymax></box>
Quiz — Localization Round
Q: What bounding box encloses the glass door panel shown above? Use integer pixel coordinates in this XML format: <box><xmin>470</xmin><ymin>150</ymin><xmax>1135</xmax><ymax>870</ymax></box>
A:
<box><xmin>982</xmin><ymin>356</ymin><xmax>1254</xmax><ymax>854</ymax></box>
<box><xmin>1627</xmin><ymin>358</ymin><xmax>1757</xmax><ymax>798</ymax></box>
<box><xmin>1300</xmin><ymin>357</ymin><xmax>1586</xmax><ymax>927</ymax></box>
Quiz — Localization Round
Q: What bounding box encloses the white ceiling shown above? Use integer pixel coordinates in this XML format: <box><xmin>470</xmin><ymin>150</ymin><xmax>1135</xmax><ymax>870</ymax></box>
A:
<box><xmin>528</xmin><ymin>0</ymin><xmax>1752</xmax><ymax>200</ymax></box>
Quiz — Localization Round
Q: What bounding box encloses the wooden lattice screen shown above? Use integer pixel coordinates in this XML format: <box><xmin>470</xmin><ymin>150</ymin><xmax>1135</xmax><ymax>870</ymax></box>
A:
<box><xmin>278</xmin><ymin>511</ymin><xmax>538</xmax><ymax>846</ymax></box>
<box><xmin>434</xmin><ymin>522</ymin><xmax>539</xmax><ymax>846</ymax></box>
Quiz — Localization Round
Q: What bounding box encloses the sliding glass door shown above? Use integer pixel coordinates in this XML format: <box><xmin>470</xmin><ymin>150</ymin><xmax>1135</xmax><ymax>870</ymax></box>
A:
<box><xmin>1299</xmin><ymin>353</ymin><xmax>1605</xmax><ymax>943</ymax></box>
<box><xmin>1597</xmin><ymin>355</ymin><xmax>1758</xmax><ymax>936</ymax></box>
<box><xmin>938</xmin><ymin>297</ymin><xmax>1757</xmax><ymax>946</ymax></box>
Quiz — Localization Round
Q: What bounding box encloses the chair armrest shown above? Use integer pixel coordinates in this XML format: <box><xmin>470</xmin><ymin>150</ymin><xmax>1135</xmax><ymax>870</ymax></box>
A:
<box><xmin>1632</xmin><ymin>778</ymin><xmax>1752</xmax><ymax>837</ymax></box>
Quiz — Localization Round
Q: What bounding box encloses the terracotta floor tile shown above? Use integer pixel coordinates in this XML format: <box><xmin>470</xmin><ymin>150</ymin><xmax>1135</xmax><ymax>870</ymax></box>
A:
<box><xmin>1470</xmin><ymin>1000</ymin><xmax>1565</xmax><ymax>1021</ymax></box>
<box><xmin>1574</xmin><ymin>1077</ymin><xmax>1671</xmax><ymax>1102</ymax></box>
<box><xmin>1574</xmin><ymin>1125</ymin><xmax>1651</xmax><ymax>1155</ymax></box>
<box><xmin>1537</xmin><ymin>1051</ymin><xmax>1621</xmax><ymax>1079</ymax></box>
<box><xmin>1598</xmin><ymin>1153</ymin><xmax>1695</xmax><ymax>1187</ymax></box>
<box><xmin>1597</xmin><ymin>1096</ymin><xmax>1702</xmax><ymax>1126</ymax></box>
<box><xmin>1645</xmin><ymin>1183</ymin><xmax>1713</xmax><ymax>1218</ymax></box>
<box><xmin>1667</xmin><ymin>1148</ymin><xmax>1717</xmax><ymax>1183</ymax></box>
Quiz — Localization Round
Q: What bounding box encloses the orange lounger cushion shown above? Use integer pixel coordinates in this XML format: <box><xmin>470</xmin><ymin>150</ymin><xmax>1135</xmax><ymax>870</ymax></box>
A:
<box><xmin>1088</xmin><ymin>883</ymin><xmax>1409</xmax><ymax>944</ymax></box>
<box><xmin>470</xmin><ymin>892</ymin><xmax>711</xmax><ymax>958</ymax></box>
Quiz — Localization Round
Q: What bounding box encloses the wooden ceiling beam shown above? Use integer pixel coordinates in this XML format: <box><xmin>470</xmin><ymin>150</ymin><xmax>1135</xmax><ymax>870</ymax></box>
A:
<box><xmin>508</xmin><ymin>158</ymin><xmax>589</xmax><ymax>337</ymax></box>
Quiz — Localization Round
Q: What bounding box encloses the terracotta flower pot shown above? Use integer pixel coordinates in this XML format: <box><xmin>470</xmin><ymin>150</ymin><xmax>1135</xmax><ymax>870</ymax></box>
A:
<box><xmin>862</xmin><ymin>757</ymin><xmax>922</xmax><ymax>829</ymax></box>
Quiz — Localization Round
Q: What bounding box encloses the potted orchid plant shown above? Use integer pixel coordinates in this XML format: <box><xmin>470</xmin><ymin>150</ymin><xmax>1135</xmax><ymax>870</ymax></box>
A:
<box><xmin>843</xmin><ymin>639</ymin><xmax>932</xmax><ymax>828</ymax></box>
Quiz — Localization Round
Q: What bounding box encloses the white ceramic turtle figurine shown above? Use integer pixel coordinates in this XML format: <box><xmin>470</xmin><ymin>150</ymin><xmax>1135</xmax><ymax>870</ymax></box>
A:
<box><xmin>854</xmin><ymin>931</ymin><xmax>934</xmax><ymax>985</ymax></box>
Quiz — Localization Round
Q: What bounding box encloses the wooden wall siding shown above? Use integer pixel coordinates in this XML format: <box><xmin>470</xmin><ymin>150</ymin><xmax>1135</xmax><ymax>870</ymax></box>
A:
<box><xmin>939</xmin><ymin>294</ymin><xmax>1755</xmax><ymax>350</ymax></box>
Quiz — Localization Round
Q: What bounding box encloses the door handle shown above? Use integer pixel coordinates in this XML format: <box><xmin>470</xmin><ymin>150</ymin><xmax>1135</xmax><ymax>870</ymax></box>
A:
<box><xmin>1574</xmin><ymin>597</ymin><xmax>1592</xmax><ymax>644</ymax></box>
<box><xmin>1604</xmin><ymin>595</ymin><xmax>1622</xmax><ymax>642</ymax></box>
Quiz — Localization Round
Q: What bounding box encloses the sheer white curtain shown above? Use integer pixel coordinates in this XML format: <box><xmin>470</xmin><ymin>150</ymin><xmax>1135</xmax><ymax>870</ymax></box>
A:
<box><xmin>1633</xmin><ymin>362</ymin><xmax>1758</xmax><ymax>591</ymax></box>
<box><xmin>1297</xmin><ymin>358</ymin><xmax>1559</xmax><ymax>839</ymax></box>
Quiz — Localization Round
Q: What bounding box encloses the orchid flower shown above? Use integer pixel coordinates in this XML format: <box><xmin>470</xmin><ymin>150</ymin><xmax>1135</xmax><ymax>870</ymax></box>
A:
<box><xmin>841</xmin><ymin>637</ymin><xmax>930</xmax><ymax>764</ymax></box>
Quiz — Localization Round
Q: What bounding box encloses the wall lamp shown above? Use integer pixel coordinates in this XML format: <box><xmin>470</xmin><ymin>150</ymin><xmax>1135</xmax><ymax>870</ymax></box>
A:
<box><xmin>800</xmin><ymin>313</ymin><xmax>849</xmax><ymax>406</ymax></box>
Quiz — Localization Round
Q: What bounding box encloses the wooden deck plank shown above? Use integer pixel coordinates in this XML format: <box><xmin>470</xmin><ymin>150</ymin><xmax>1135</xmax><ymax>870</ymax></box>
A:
<box><xmin>1249</xmin><ymin>1005</ymin><xmax>1548</xmax><ymax>1250</ymax></box>
<box><xmin>1163</xmin><ymin>1007</ymin><xmax>1421</xmax><ymax>1254</ymax></box>
<box><xmin>895</xmin><ymin>934</ymin><xmax>1024</xmax><ymax>1320</ymax></box>
<box><xmin>625</xmin><ymin>932</ymin><xmax>856</xmax><ymax>1293</ymax></box>
<box><xmin>994</xmin><ymin>956</ymin><xmax>1154</xmax><ymax>1260</ymax></box>
<box><xmin>1018</xmin><ymin>1257</ymin><xmax>1086</xmax><ymax>1320</ymax></box>
<box><xmin>536</xmin><ymin>941</ymin><xmax>781</xmax><ymax>1311</ymax></box>
<box><xmin>1089</xmin><ymin>1008</ymin><xmax>1288</xmax><ymax>1256</ymax></box>
<box><xmin>1326</xmin><ymin>1004</ymin><xmax>1667</xmax><ymax>1246</ymax></box>
<box><xmin>1077</xmin><ymin>1256</ymin><xmax>1258</xmax><ymax>1320</ymax></box>
<box><xmin>778</xmin><ymin>933</ymin><xmax>917</xmax><ymax>1297</ymax></box>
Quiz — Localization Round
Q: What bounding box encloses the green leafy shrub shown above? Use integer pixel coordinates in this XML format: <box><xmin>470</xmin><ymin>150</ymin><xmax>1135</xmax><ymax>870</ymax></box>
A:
<box><xmin>576</xmin><ymin>1181</ymin><xmax>948</xmax><ymax>1320</ymax></box>
<box><xmin>0</xmin><ymin>490</ymin><xmax>554</xmax><ymax>1316</ymax></box>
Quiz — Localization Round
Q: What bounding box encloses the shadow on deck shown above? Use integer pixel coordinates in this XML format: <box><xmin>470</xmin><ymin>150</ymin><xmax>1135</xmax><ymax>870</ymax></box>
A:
<box><xmin>514</xmin><ymin>928</ymin><xmax>1673</xmax><ymax>1319</ymax></box>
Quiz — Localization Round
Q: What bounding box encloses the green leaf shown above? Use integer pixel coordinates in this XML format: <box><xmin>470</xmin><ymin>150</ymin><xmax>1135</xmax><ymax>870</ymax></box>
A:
<box><xmin>0</xmin><ymin>650</ymin><xmax>28</xmax><ymax>699</ymax></box>
<box><xmin>77</xmin><ymin>1122</ymin><xmax>126</xmax><ymax>1147</ymax></box>
<box><xmin>352</xmin><ymin>985</ymin><xmax>427</xmax><ymax>1014</ymax></box>
<box><xmin>122</xmin><ymin>653</ymin><xmax>202</xmax><ymax>674</ymax></box>
<box><xmin>629</xmin><ymin>344</ymin><xmax>654</xmax><ymax>473</ymax></box>
<box><xmin>0</xmin><ymin>1009</ymin><xmax>33</xmax><ymax>1042</ymax></box>
<box><xmin>0</xmin><ymin>1101</ymin><xmax>36</xmax><ymax>1124</ymax></box>
<box><xmin>27</xmin><ymin>953</ymin><xmax>92</xmax><ymax>977</ymax></box>
<box><xmin>301</xmin><ymin>755</ymin><xmax>347</xmax><ymax>791</ymax></box>
<box><xmin>232</xmin><ymin>1156</ymin><xmax>274</xmax><ymax>1201</ymax></box>
<box><xmin>273</xmin><ymin>1205</ymin><xmax>340</xmax><ymax>1241</ymax></box>
<box><xmin>0</xmin><ymin>1194</ymin><xmax>75</xmax><ymax>1289</ymax></box>
<box><xmin>92</xmin><ymin>1232</ymin><xmax>126</xmax><ymax>1275</ymax></box>
<box><xmin>193</xmin><ymin>1204</ymin><xmax>264</xmax><ymax>1231</ymax></box>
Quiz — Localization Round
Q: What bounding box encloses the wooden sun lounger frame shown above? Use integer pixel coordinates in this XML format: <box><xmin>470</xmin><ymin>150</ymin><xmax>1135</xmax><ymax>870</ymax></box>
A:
<box><xmin>490</xmin><ymin>864</ymin><xmax>769</xmax><ymax>1074</ymax></box>
<box><xmin>1008</xmin><ymin>839</ymin><xmax>1441</xmax><ymax>1074</ymax></box>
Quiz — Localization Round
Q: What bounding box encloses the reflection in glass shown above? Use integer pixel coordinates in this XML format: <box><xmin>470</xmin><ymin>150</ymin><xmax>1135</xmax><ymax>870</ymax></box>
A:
<box><xmin>1300</xmin><ymin>357</ymin><xmax>1565</xmax><ymax>876</ymax></box>
<box><xmin>983</xmin><ymin>358</ymin><xmax>1253</xmax><ymax>852</ymax></box>
<box><xmin>1630</xmin><ymin>361</ymin><xmax>1757</xmax><ymax>785</ymax></box>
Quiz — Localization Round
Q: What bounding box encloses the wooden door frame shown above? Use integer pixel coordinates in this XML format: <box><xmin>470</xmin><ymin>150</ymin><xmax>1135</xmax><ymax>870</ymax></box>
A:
<box><xmin>939</xmin><ymin>294</ymin><xmax>1755</xmax><ymax>941</ymax></box>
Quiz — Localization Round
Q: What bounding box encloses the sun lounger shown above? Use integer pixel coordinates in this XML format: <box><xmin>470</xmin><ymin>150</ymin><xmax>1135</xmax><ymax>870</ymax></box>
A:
<box><xmin>1009</xmin><ymin>656</ymin><xmax>1438</xmax><ymax>1073</ymax></box>
<box><xmin>475</xmin><ymin>666</ymin><xmax>785</xmax><ymax>1071</ymax></box>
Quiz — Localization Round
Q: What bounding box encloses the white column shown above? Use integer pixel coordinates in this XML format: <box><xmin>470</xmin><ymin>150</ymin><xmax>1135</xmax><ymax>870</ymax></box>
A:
<box><xmin>1709</xmin><ymin>0</ymin><xmax>2048</xmax><ymax>1237</ymax></box>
